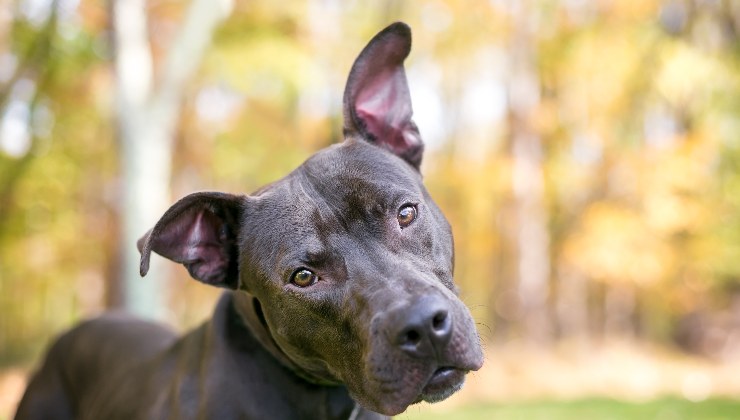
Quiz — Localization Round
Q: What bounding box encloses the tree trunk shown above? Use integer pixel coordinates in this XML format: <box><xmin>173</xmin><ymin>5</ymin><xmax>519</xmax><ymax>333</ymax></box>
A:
<box><xmin>112</xmin><ymin>0</ymin><xmax>232</xmax><ymax>319</ymax></box>
<box><xmin>507</xmin><ymin>1</ymin><xmax>552</xmax><ymax>344</ymax></box>
<box><xmin>605</xmin><ymin>283</ymin><xmax>636</xmax><ymax>338</ymax></box>
<box><xmin>555</xmin><ymin>264</ymin><xmax>588</xmax><ymax>342</ymax></box>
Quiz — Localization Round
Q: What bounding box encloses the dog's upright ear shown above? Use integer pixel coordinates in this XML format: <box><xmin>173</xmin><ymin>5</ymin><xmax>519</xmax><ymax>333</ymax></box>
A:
<box><xmin>343</xmin><ymin>22</ymin><xmax>423</xmax><ymax>169</ymax></box>
<box><xmin>137</xmin><ymin>192</ymin><xmax>244</xmax><ymax>289</ymax></box>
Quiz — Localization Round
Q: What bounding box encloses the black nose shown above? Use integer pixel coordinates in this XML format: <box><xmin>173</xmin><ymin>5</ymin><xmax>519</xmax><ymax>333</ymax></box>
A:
<box><xmin>386</xmin><ymin>295</ymin><xmax>453</xmax><ymax>359</ymax></box>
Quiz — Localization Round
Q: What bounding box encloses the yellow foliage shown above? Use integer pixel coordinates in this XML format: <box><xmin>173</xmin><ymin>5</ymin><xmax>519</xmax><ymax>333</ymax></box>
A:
<box><xmin>563</xmin><ymin>203</ymin><xmax>673</xmax><ymax>285</ymax></box>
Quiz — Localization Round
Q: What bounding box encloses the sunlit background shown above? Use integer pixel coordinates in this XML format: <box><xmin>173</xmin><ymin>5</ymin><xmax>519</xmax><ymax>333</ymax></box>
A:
<box><xmin>1</xmin><ymin>0</ymin><xmax>740</xmax><ymax>418</ymax></box>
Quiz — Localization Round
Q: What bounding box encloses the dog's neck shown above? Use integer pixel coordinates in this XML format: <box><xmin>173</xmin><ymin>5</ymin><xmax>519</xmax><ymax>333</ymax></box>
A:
<box><xmin>179</xmin><ymin>292</ymin><xmax>367</xmax><ymax>419</ymax></box>
<box><xmin>230</xmin><ymin>292</ymin><xmax>365</xmax><ymax>418</ymax></box>
<box><xmin>230</xmin><ymin>291</ymin><xmax>339</xmax><ymax>386</ymax></box>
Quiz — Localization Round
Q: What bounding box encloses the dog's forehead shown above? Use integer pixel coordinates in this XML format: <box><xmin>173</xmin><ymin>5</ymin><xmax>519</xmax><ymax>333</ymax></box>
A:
<box><xmin>297</xmin><ymin>140</ymin><xmax>421</xmax><ymax>196</ymax></box>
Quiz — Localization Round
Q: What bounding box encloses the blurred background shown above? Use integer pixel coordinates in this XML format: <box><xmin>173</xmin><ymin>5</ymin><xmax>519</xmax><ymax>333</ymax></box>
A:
<box><xmin>1</xmin><ymin>0</ymin><xmax>740</xmax><ymax>418</ymax></box>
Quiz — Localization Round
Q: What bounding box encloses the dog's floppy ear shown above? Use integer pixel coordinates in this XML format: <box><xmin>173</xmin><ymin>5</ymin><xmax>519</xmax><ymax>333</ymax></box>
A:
<box><xmin>343</xmin><ymin>22</ymin><xmax>423</xmax><ymax>170</ymax></box>
<box><xmin>137</xmin><ymin>192</ymin><xmax>244</xmax><ymax>289</ymax></box>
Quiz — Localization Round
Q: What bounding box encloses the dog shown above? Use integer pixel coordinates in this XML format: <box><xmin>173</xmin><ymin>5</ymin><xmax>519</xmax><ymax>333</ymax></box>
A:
<box><xmin>15</xmin><ymin>22</ymin><xmax>484</xmax><ymax>419</ymax></box>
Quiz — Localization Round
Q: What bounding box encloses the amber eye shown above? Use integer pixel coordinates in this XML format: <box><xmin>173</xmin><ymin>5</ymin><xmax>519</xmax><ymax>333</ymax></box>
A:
<box><xmin>397</xmin><ymin>204</ymin><xmax>417</xmax><ymax>228</ymax></box>
<box><xmin>291</xmin><ymin>269</ymin><xmax>318</xmax><ymax>287</ymax></box>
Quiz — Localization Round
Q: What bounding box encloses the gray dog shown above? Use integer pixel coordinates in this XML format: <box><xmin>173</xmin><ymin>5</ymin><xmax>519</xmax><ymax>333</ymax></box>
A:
<box><xmin>15</xmin><ymin>22</ymin><xmax>484</xmax><ymax>419</ymax></box>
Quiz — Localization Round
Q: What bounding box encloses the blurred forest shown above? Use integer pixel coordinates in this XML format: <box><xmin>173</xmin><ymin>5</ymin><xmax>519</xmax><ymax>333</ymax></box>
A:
<box><xmin>1</xmin><ymin>0</ymin><xmax>740</xmax><ymax>414</ymax></box>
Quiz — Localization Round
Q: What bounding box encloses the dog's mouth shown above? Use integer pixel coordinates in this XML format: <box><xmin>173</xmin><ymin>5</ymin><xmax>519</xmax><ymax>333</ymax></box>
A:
<box><xmin>418</xmin><ymin>366</ymin><xmax>467</xmax><ymax>403</ymax></box>
<box><xmin>371</xmin><ymin>366</ymin><xmax>469</xmax><ymax>415</ymax></box>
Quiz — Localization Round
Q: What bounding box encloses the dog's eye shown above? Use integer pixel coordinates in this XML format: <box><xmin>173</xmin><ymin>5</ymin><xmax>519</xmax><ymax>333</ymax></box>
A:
<box><xmin>397</xmin><ymin>204</ymin><xmax>417</xmax><ymax>228</ymax></box>
<box><xmin>291</xmin><ymin>269</ymin><xmax>318</xmax><ymax>287</ymax></box>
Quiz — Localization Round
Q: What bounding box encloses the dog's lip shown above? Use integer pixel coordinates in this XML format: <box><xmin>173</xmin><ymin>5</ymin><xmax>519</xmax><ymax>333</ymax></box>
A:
<box><xmin>420</xmin><ymin>366</ymin><xmax>466</xmax><ymax>397</ymax></box>
<box><xmin>367</xmin><ymin>366</ymin><xmax>471</xmax><ymax>415</ymax></box>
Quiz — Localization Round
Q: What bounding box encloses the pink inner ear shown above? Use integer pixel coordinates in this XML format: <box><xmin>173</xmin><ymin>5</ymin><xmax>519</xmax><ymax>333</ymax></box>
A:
<box><xmin>182</xmin><ymin>211</ymin><xmax>230</xmax><ymax>284</ymax></box>
<box><xmin>153</xmin><ymin>208</ymin><xmax>231</xmax><ymax>285</ymax></box>
<box><xmin>355</xmin><ymin>69</ymin><xmax>420</xmax><ymax>154</ymax></box>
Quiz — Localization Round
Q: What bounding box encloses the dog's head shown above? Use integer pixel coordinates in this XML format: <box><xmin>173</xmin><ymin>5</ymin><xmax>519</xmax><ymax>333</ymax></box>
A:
<box><xmin>138</xmin><ymin>22</ymin><xmax>483</xmax><ymax>416</ymax></box>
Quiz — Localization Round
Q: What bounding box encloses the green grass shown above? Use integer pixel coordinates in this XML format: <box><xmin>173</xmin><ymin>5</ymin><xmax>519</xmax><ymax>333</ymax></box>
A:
<box><xmin>398</xmin><ymin>397</ymin><xmax>740</xmax><ymax>420</ymax></box>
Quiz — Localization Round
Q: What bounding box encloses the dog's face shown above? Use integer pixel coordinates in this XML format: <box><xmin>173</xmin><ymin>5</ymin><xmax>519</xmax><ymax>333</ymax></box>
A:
<box><xmin>240</xmin><ymin>139</ymin><xmax>483</xmax><ymax>414</ymax></box>
<box><xmin>138</xmin><ymin>23</ymin><xmax>483</xmax><ymax>416</ymax></box>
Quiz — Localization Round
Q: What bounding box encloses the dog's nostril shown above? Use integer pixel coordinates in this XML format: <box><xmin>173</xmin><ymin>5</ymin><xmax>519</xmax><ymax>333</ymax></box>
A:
<box><xmin>403</xmin><ymin>329</ymin><xmax>421</xmax><ymax>345</ymax></box>
<box><xmin>432</xmin><ymin>310</ymin><xmax>448</xmax><ymax>331</ymax></box>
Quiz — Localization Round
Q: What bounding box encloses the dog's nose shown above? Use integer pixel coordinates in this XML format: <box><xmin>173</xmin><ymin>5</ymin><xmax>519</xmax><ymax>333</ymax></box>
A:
<box><xmin>387</xmin><ymin>295</ymin><xmax>453</xmax><ymax>359</ymax></box>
